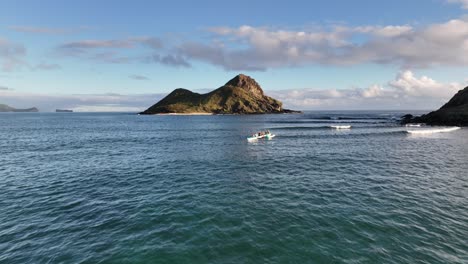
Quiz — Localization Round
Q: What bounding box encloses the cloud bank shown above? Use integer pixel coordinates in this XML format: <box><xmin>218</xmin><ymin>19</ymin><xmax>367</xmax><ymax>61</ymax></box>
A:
<box><xmin>175</xmin><ymin>19</ymin><xmax>468</xmax><ymax>71</ymax></box>
<box><xmin>43</xmin><ymin>16</ymin><xmax>468</xmax><ymax>71</ymax></box>
<box><xmin>1</xmin><ymin>71</ymin><xmax>464</xmax><ymax>111</ymax></box>
<box><xmin>269</xmin><ymin>71</ymin><xmax>464</xmax><ymax>110</ymax></box>
<box><xmin>0</xmin><ymin>90</ymin><xmax>165</xmax><ymax>112</ymax></box>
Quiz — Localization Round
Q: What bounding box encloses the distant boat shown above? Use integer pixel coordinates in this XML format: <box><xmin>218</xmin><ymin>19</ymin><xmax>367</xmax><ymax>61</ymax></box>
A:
<box><xmin>56</xmin><ymin>109</ymin><xmax>73</xmax><ymax>112</ymax></box>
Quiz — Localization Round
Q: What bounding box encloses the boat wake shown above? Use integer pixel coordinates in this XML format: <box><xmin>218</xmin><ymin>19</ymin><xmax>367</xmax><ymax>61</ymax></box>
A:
<box><xmin>406</xmin><ymin>127</ymin><xmax>461</xmax><ymax>134</ymax></box>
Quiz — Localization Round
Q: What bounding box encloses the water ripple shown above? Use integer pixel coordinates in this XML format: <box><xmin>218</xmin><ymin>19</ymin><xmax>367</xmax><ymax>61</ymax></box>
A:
<box><xmin>0</xmin><ymin>112</ymin><xmax>467</xmax><ymax>263</ymax></box>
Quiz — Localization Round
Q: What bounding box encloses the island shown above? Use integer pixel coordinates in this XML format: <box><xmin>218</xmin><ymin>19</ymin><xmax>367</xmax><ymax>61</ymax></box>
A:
<box><xmin>402</xmin><ymin>86</ymin><xmax>468</xmax><ymax>126</ymax></box>
<box><xmin>0</xmin><ymin>104</ymin><xmax>39</xmax><ymax>112</ymax></box>
<box><xmin>56</xmin><ymin>109</ymin><xmax>73</xmax><ymax>112</ymax></box>
<box><xmin>140</xmin><ymin>74</ymin><xmax>301</xmax><ymax>115</ymax></box>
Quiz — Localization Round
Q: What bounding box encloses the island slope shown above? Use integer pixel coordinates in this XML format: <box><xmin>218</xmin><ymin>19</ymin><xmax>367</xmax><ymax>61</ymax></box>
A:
<box><xmin>140</xmin><ymin>74</ymin><xmax>300</xmax><ymax>114</ymax></box>
<box><xmin>403</xmin><ymin>86</ymin><xmax>468</xmax><ymax>126</ymax></box>
<box><xmin>0</xmin><ymin>104</ymin><xmax>39</xmax><ymax>112</ymax></box>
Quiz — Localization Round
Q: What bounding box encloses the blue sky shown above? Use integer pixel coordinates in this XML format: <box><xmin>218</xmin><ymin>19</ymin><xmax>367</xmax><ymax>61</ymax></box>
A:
<box><xmin>1</xmin><ymin>0</ymin><xmax>468</xmax><ymax>111</ymax></box>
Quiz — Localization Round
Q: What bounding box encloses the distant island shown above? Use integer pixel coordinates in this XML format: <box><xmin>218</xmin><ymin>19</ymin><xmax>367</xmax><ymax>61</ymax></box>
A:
<box><xmin>403</xmin><ymin>86</ymin><xmax>468</xmax><ymax>126</ymax></box>
<box><xmin>0</xmin><ymin>104</ymin><xmax>39</xmax><ymax>112</ymax></box>
<box><xmin>140</xmin><ymin>74</ymin><xmax>300</xmax><ymax>115</ymax></box>
<box><xmin>56</xmin><ymin>109</ymin><xmax>73</xmax><ymax>112</ymax></box>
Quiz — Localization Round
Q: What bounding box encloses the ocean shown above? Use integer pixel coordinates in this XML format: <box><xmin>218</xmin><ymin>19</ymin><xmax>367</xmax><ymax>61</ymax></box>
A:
<box><xmin>1</xmin><ymin>111</ymin><xmax>467</xmax><ymax>263</ymax></box>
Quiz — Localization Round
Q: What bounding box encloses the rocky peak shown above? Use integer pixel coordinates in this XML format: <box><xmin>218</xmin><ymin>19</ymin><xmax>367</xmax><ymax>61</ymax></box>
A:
<box><xmin>225</xmin><ymin>74</ymin><xmax>264</xmax><ymax>97</ymax></box>
<box><xmin>440</xmin><ymin>86</ymin><xmax>468</xmax><ymax>109</ymax></box>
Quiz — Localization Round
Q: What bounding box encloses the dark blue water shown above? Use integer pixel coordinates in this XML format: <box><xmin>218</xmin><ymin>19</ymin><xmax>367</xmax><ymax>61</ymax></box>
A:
<box><xmin>1</xmin><ymin>112</ymin><xmax>467</xmax><ymax>263</ymax></box>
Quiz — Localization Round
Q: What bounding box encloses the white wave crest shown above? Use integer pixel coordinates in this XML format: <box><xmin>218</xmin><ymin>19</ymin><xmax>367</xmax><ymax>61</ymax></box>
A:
<box><xmin>406</xmin><ymin>127</ymin><xmax>461</xmax><ymax>134</ymax></box>
<box><xmin>330</xmin><ymin>125</ymin><xmax>351</xmax><ymax>129</ymax></box>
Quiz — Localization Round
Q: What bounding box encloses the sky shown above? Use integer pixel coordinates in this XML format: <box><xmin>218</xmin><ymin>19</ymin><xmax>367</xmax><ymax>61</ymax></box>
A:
<box><xmin>1</xmin><ymin>0</ymin><xmax>468</xmax><ymax>111</ymax></box>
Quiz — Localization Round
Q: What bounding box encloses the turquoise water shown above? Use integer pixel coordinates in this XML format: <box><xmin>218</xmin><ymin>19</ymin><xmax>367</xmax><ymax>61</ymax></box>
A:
<box><xmin>1</xmin><ymin>112</ymin><xmax>467</xmax><ymax>263</ymax></box>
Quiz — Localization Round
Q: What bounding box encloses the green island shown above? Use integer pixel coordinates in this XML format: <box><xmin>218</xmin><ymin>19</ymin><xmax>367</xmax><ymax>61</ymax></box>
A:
<box><xmin>140</xmin><ymin>74</ymin><xmax>300</xmax><ymax>115</ymax></box>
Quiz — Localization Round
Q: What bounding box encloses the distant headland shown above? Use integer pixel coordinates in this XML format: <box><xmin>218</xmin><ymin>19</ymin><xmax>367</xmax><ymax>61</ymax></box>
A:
<box><xmin>140</xmin><ymin>74</ymin><xmax>301</xmax><ymax>115</ymax></box>
<box><xmin>0</xmin><ymin>104</ymin><xmax>39</xmax><ymax>113</ymax></box>
<box><xmin>402</xmin><ymin>86</ymin><xmax>468</xmax><ymax>126</ymax></box>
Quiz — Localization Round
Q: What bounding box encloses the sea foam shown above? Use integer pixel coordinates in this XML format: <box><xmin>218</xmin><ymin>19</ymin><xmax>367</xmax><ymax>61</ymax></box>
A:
<box><xmin>330</xmin><ymin>125</ymin><xmax>351</xmax><ymax>129</ymax></box>
<box><xmin>406</xmin><ymin>127</ymin><xmax>461</xmax><ymax>134</ymax></box>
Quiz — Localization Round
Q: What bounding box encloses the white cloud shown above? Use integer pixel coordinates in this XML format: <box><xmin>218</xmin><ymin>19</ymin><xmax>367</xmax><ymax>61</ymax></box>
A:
<box><xmin>355</xmin><ymin>25</ymin><xmax>413</xmax><ymax>37</ymax></box>
<box><xmin>388</xmin><ymin>70</ymin><xmax>462</xmax><ymax>98</ymax></box>
<box><xmin>35</xmin><ymin>14</ymin><xmax>468</xmax><ymax>71</ymax></box>
<box><xmin>0</xmin><ymin>71</ymin><xmax>464</xmax><ymax>111</ymax></box>
<box><xmin>267</xmin><ymin>71</ymin><xmax>465</xmax><ymax>110</ymax></box>
<box><xmin>176</xmin><ymin>18</ymin><xmax>468</xmax><ymax>71</ymax></box>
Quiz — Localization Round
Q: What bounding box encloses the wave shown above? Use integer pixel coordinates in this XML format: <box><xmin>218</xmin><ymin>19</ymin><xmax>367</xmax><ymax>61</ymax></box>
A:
<box><xmin>406</xmin><ymin>127</ymin><xmax>461</xmax><ymax>134</ymax></box>
<box><xmin>277</xmin><ymin>130</ymin><xmax>407</xmax><ymax>139</ymax></box>
<box><xmin>271</xmin><ymin>126</ymin><xmax>332</xmax><ymax>130</ymax></box>
<box><xmin>332</xmin><ymin>117</ymin><xmax>391</xmax><ymax>120</ymax></box>
<box><xmin>329</xmin><ymin>125</ymin><xmax>351</xmax><ymax>129</ymax></box>
<box><xmin>270</xmin><ymin>124</ymin><xmax>397</xmax><ymax>131</ymax></box>
<box><xmin>269</xmin><ymin>120</ymin><xmax>394</xmax><ymax>125</ymax></box>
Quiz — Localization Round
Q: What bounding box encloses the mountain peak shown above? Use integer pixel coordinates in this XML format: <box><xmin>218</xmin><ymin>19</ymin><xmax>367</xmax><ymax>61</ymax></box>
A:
<box><xmin>225</xmin><ymin>74</ymin><xmax>264</xmax><ymax>97</ymax></box>
<box><xmin>403</xmin><ymin>85</ymin><xmax>468</xmax><ymax>126</ymax></box>
<box><xmin>440</xmin><ymin>86</ymin><xmax>468</xmax><ymax>109</ymax></box>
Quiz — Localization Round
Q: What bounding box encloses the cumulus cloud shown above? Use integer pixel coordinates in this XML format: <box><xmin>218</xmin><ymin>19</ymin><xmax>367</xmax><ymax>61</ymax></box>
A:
<box><xmin>354</xmin><ymin>25</ymin><xmax>413</xmax><ymax>37</ymax></box>
<box><xmin>0</xmin><ymin>38</ymin><xmax>27</xmax><ymax>71</ymax></box>
<box><xmin>129</xmin><ymin>74</ymin><xmax>150</xmax><ymax>80</ymax></box>
<box><xmin>1</xmin><ymin>71</ymin><xmax>463</xmax><ymax>111</ymax></box>
<box><xmin>174</xmin><ymin>18</ymin><xmax>468</xmax><ymax>70</ymax></box>
<box><xmin>268</xmin><ymin>71</ymin><xmax>465</xmax><ymax>110</ymax></box>
<box><xmin>388</xmin><ymin>70</ymin><xmax>462</xmax><ymax>98</ymax></box>
<box><xmin>48</xmin><ymin>16</ymin><xmax>468</xmax><ymax>71</ymax></box>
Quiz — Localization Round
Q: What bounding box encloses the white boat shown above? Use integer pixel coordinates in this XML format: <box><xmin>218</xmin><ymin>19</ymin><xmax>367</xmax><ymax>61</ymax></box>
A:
<box><xmin>330</xmin><ymin>125</ymin><xmax>351</xmax><ymax>129</ymax></box>
<box><xmin>247</xmin><ymin>135</ymin><xmax>262</xmax><ymax>141</ymax></box>
<box><xmin>405</xmin><ymin>124</ymin><xmax>422</xmax><ymax>127</ymax></box>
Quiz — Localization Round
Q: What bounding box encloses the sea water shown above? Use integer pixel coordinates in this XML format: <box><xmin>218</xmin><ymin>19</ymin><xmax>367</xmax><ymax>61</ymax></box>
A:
<box><xmin>1</xmin><ymin>111</ymin><xmax>467</xmax><ymax>263</ymax></box>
